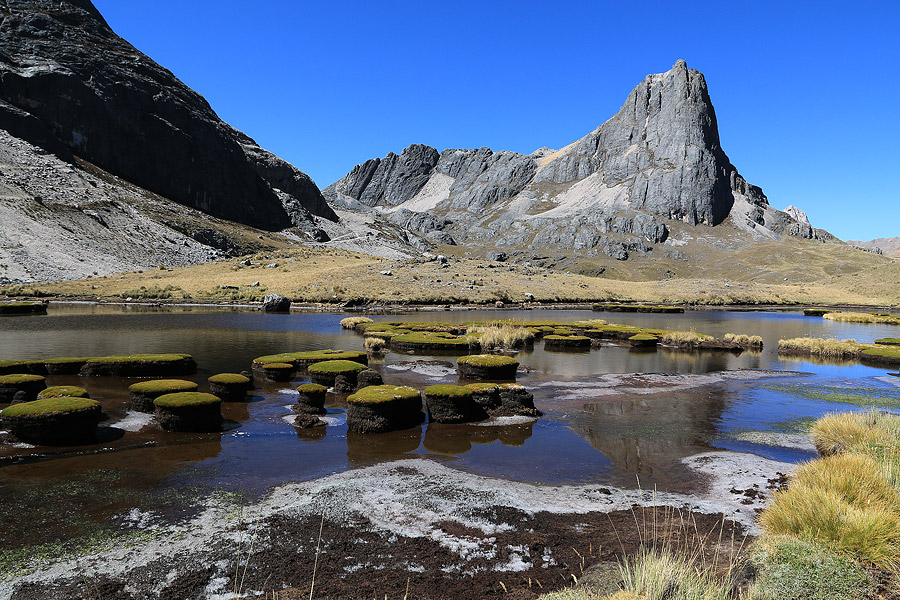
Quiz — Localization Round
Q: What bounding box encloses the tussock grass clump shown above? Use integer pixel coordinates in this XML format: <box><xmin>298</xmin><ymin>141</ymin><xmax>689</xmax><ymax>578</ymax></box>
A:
<box><xmin>824</xmin><ymin>311</ymin><xmax>900</xmax><ymax>325</ymax></box>
<box><xmin>616</xmin><ymin>546</ymin><xmax>737</xmax><ymax>600</ymax></box>
<box><xmin>761</xmin><ymin>410</ymin><xmax>900</xmax><ymax>571</ymax></box>
<box><xmin>466</xmin><ymin>324</ymin><xmax>534</xmax><ymax>350</ymax></box>
<box><xmin>759</xmin><ymin>484</ymin><xmax>900</xmax><ymax>569</ymax></box>
<box><xmin>37</xmin><ymin>385</ymin><xmax>90</xmax><ymax>399</ymax></box>
<box><xmin>660</xmin><ymin>331</ymin><xmax>714</xmax><ymax>345</ymax></box>
<box><xmin>364</xmin><ymin>336</ymin><xmax>387</xmax><ymax>353</ymax></box>
<box><xmin>724</xmin><ymin>333</ymin><xmax>764</xmax><ymax>347</ymax></box>
<box><xmin>777</xmin><ymin>337</ymin><xmax>863</xmax><ymax>359</ymax></box>
<box><xmin>340</xmin><ymin>316</ymin><xmax>373</xmax><ymax>329</ymax></box>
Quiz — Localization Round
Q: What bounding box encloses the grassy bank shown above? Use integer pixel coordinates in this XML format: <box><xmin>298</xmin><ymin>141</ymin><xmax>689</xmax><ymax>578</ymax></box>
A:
<box><xmin>1</xmin><ymin>247</ymin><xmax>896</xmax><ymax>306</ymax></box>
<box><xmin>542</xmin><ymin>410</ymin><xmax>900</xmax><ymax>599</ymax></box>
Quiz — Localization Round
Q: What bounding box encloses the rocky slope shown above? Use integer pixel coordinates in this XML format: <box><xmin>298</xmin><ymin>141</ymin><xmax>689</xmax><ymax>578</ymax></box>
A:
<box><xmin>0</xmin><ymin>0</ymin><xmax>336</xmax><ymax>234</ymax></box>
<box><xmin>324</xmin><ymin>61</ymin><xmax>832</xmax><ymax>262</ymax></box>
<box><xmin>847</xmin><ymin>237</ymin><xmax>900</xmax><ymax>257</ymax></box>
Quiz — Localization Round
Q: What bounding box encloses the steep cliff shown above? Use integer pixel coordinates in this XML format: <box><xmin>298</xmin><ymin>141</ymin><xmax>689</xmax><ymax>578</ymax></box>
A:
<box><xmin>0</xmin><ymin>0</ymin><xmax>336</xmax><ymax>232</ymax></box>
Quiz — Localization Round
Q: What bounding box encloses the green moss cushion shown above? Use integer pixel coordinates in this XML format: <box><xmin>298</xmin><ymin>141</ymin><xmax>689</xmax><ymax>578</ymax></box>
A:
<box><xmin>252</xmin><ymin>350</ymin><xmax>368</xmax><ymax>367</ymax></box>
<box><xmin>0</xmin><ymin>374</ymin><xmax>45</xmax><ymax>385</ymax></box>
<box><xmin>154</xmin><ymin>392</ymin><xmax>221</xmax><ymax>408</ymax></box>
<box><xmin>308</xmin><ymin>360</ymin><xmax>368</xmax><ymax>374</ymax></box>
<box><xmin>425</xmin><ymin>384</ymin><xmax>473</xmax><ymax>398</ymax></box>
<box><xmin>129</xmin><ymin>379</ymin><xmax>199</xmax><ymax>395</ymax></box>
<box><xmin>262</xmin><ymin>362</ymin><xmax>294</xmax><ymax>369</ymax></box>
<box><xmin>348</xmin><ymin>385</ymin><xmax>421</xmax><ymax>404</ymax></box>
<box><xmin>37</xmin><ymin>386</ymin><xmax>90</xmax><ymax>399</ymax></box>
<box><xmin>81</xmin><ymin>353</ymin><xmax>196</xmax><ymax>376</ymax></box>
<box><xmin>1</xmin><ymin>397</ymin><xmax>102</xmax><ymax>445</ymax></box>
<box><xmin>458</xmin><ymin>354</ymin><xmax>518</xmax><ymax>368</ymax></box>
<box><xmin>860</xmin><ymin>347</ymin><xmax>900</xmax><ymax>365</ymax></box>
<box><xmin>346</xmin><ymin>385</ymin><xmax>424</xmax><ymax>433</ymax></box>
<box><xmin>1</xmin><ymin>397</ymin><xmax>99</xmax><ymax>417</ymax></box>
<box><xmin>297</xmin><ymin>383</ymin><xmax>327</xmax><ymax>393</ymax></box>
<box><xmin>208</xmin><ymin>373</ymin><xmax>251</xmax><ymax>385</ymax></box>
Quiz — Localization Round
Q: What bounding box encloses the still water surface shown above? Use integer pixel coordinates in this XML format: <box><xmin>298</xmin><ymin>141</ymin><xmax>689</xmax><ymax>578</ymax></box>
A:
<box><xmin>1</xmin><ymin>304</ymin><xmax>898</xmax><ymax>549</ymax></box>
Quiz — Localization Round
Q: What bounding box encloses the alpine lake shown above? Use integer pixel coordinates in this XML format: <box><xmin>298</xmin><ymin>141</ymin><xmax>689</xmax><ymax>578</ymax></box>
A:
<box><xmin>1</xmin><ymin>303</ymin><xmax>899</xmax><ymax>593</ymax></box>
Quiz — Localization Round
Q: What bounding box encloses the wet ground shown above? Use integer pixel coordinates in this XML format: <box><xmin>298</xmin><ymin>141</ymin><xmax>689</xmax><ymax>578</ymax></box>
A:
<box><xmin>1</xmin><ymin>304</ymin><xmax>900</xmax><ymax>598</ymax></box>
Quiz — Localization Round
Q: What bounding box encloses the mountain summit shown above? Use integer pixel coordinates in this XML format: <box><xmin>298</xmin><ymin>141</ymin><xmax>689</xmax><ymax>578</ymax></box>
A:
<box><xmin>324</xmin><ymin>60</ymin><xmax>826</xmax><ymax>261</ymax></box>
<box><xmin>0</xmin><ymin>0</ymin><xmax>336</xmax><ymax>231</ymax></box>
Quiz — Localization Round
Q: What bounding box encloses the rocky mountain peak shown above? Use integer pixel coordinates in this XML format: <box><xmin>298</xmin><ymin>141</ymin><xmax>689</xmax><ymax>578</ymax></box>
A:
<box><xmin>323</xmin><ymin>60</ymin><xmax>830</xmax><ymax>261</ymax></box>
<box><xmin>0</xmin><ymin>0</ymin><xmax>336</xmax><ymax>232</ymax></box>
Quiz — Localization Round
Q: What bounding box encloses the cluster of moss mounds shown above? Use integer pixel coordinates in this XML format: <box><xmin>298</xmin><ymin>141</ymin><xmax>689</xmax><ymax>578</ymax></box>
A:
<box><xmin>80</xmin><ymin>353</ymin><xmax>197</xmax><ymax>377</ymax></box>
<box><xmin>128</xmin><ymin>379</ymin><xmax>198</xmax><ymax>413</ymax></box>
<box><xmin>628</xmin><ymin>333</ymin><xmax>659</xmax><ymax>348</ymax></box>
<box><xmin>308</xmin><ymin>359</ymin><xmax>367</xmax><ymax>388</ymax></box>
<box><xmin>0</xmin><ymin>397</ymin><xmax>102</xmax><ymax>445</ymax></box>
<box><xmin>457</xmin><ymin>354</ymin><xmax>519</xmax><ymax>380</ymax></box>
<box><xmin>208</xmin><ymin>373</ymin><xmax>252</xmax><ymax>401</ymax></box>
<box><xmin>543</xmin><ymin>334</ymin><xmax>592</xmax><ymax>350</ymax></box>
<box><xmin>252</xmin><ymin>349</ymin><xmax>368</xmax><ymax>370</ymax></box>
<box><xmin>390</xmin><ymin>331</ymin><xmax>471</xmax><ymax>353</ymax></box>
<box><xmin>295</xmin><ymin>382</ymin><xmax>327</xmax><ymax>415</ymax></box>
<box><xmin>43</xmin><ymin>357</ymin><xmax>92</xmax><ymax>375</ymax></box>
<box><xmin>153</xmin><ymin>392</ymin><xmax>222</xmax><ymax>432</ymax></box>
<box><xmin>859</xmin><ymin>346</ymin><xmax>900</xmax><ymax>366</ymax></box>
<box><xmin>37</xmin><ymin>385</ymin><xmax>90</xmax><ymax>399</ymax></box>
<box><xmin>346</xmin><ymin>385</ymin><xmax>424</xmax><ymax>433</ymax></box>
<box><xmin>0</xmin><ymin>302</ymin><xmax>47</xmax><ymax>315</ymax></box>
<box><xmin>424</xmin><ymin>384</ymin><xmax>482</xmax><ymax>423</ymax></box>
<box><xmin>0</xmin><ymin>374</ymin><xmax>46</xmax><ymax>404</ymax></box>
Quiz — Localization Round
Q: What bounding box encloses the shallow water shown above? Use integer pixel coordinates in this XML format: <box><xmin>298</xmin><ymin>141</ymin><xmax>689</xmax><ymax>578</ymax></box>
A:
<box><xmin>1</xmin><ymin>303</ymin><xmax>899</xmax><ymax>551</ymax></box>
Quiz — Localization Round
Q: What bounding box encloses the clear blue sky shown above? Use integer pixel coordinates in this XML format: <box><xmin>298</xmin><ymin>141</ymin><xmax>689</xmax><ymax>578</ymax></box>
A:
<box><xmin>92</xmin><ymin>0</ymin><xmax>899</xmax><ymax>242</ymax></box>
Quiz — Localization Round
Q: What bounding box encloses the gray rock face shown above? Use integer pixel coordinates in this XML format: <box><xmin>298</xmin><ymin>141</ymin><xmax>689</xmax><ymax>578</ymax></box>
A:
<box><xmin>0</xmin><ymin>0</ymin><xmax>336</xmax><ymax>231</ymax></box>
<box><xmin>262</xmin><ymin>294</ymin><xmax>291</xmax><ymax>313</ymax></box>
<box><xmin>323</xmin><ymin>60</ymin><xmax>824</xmax><ymax>259</ymax></box>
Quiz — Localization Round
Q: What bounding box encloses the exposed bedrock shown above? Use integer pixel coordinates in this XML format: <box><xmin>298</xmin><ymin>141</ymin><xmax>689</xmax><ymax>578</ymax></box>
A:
<box><xmin>0</xmin><ymin>0</ymin><xmax>336</xmax><ymax>231</ymax></box>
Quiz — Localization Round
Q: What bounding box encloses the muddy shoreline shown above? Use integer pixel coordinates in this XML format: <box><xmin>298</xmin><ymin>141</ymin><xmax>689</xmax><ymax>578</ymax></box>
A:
<box><xmin>1</xmin><ymin>452</ymin><xmax>792</xmax><ymax>600</ymax></box>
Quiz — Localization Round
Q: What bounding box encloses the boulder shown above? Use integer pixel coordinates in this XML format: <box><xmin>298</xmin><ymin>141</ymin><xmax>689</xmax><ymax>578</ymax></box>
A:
<box><xmin>262</xmin><ymin>293</ymin><xmax>291</xmax><ymax>313</ymax></box>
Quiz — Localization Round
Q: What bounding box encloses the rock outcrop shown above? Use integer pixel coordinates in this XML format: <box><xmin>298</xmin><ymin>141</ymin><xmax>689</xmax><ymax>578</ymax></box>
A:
<box><xmin>0</xmin><ymin>0</ymin><xmax>337</xmax><ymax>233</ymax></box>
<box><xmin>847</xmin><ymin>237</ymin><xmax>900</xmax><ymax>257</ymax></box>
<box><xmin>324</xmin><ymin>60</ymin><xmax>830</xmax><ymax>260</ymax></box>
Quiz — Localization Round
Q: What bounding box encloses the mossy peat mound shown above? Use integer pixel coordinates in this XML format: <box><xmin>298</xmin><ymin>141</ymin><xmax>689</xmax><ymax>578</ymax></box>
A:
<box><xmin>153</xmin><ymin>392</ymin><xmax>222</xmax><ymax>432</ymax></box>
<box><xmin>308</xmin><ymin>359</ymin><xmax>368</xmax><ymax>389</ymax></box>
<box><xmin>457</xmin><ymin>354</ymin><xmax>519</xmax><ymax>380</ymax></box>
<box><xmin>390</xmin><ymin>331</ymin><xmax>471</xmax><ymax>353</ymax></box>
<box><xmin>295</xmin><ymin>383</ymin><xmax>327</xmax><ymax>415</ymax></box>
<box><xmin>1</xmin><ymin>397</ymin><xmax>102</xmax><ymax>444</ymax></box>
<box><xmin>80</xmin><ymin>353</ymin><xmax>197</xmax><ymax>377</ymax></box>
<box><xmin>128</xmin><ymin>379</ymin><xmax>199</xmax><ymax>413</ymax></box>
<box><xmin>346</xmin><ymin>385</ymin><xmax>424</xmax><ymax>433</ymax></box>
<box><xmin>37</xmin><ymin>385</ymin><xmax>90</xmax><ymax>399</ymax></box>
<box><xmin>496</xmin><ymin>384</ymin><xmax>542</xmax><ymax>418</ymax></box>
<box><xmin>543</xmin><ymin>334</ymin><xmax>591</xmax><ymax>350</ymax></box>
<box><xmin>424</xmin><ymin>384</ymin><xmax>483</xmax><ymax>423</ymax></box>
<box><xmin>258</xmin><ymin>362</ymin><xmax>295</xmax><ymax>382</ymax></box>
<box><xmin>0</xmin><ymin>374</ymin><xmax>46</xmax><ymax>404</ymax></box>
<box><xmin>207</xmin><ymin>373</ymin><xmax>252</xmax><ymax>401</ymax></box>
<box><xmin>252</xmin><ymin>349</ymin><xmax>368</xmax><ymax>370</ymax></box>
<box><xmin>628</xmin><ymin>334</ymin><xmax>659</xmax><ymax>348</ymax></box>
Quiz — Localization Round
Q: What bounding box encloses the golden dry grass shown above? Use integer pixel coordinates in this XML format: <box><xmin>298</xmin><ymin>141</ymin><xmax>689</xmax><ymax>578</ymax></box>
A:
<box><xmin>2</xmin><ymin>244</ymin><xmax>895</xmax><ymax>306</ymax></box>
<box><xmin>466</xmin><ymin>324</ymin><xmax>534</xmax><ymax>350</ymax></box>
<box><xmin>340</xmin><ymin>316</ymin><xmax>373</xmax><ymax>329</ymax></box>
<box><xmin>777</xmin><ymin>337</ymin><xmax>864</xmax><ymax>359</ymax></box>
<box><xmin>824</xmin><ymin>311</ymin><xmax>900</xmax><ymax>325</ymax></box>
<box><xmin>723</xmin><ymin>333</ymin><xmax>764</xmax><ymax>347</ymax></box>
